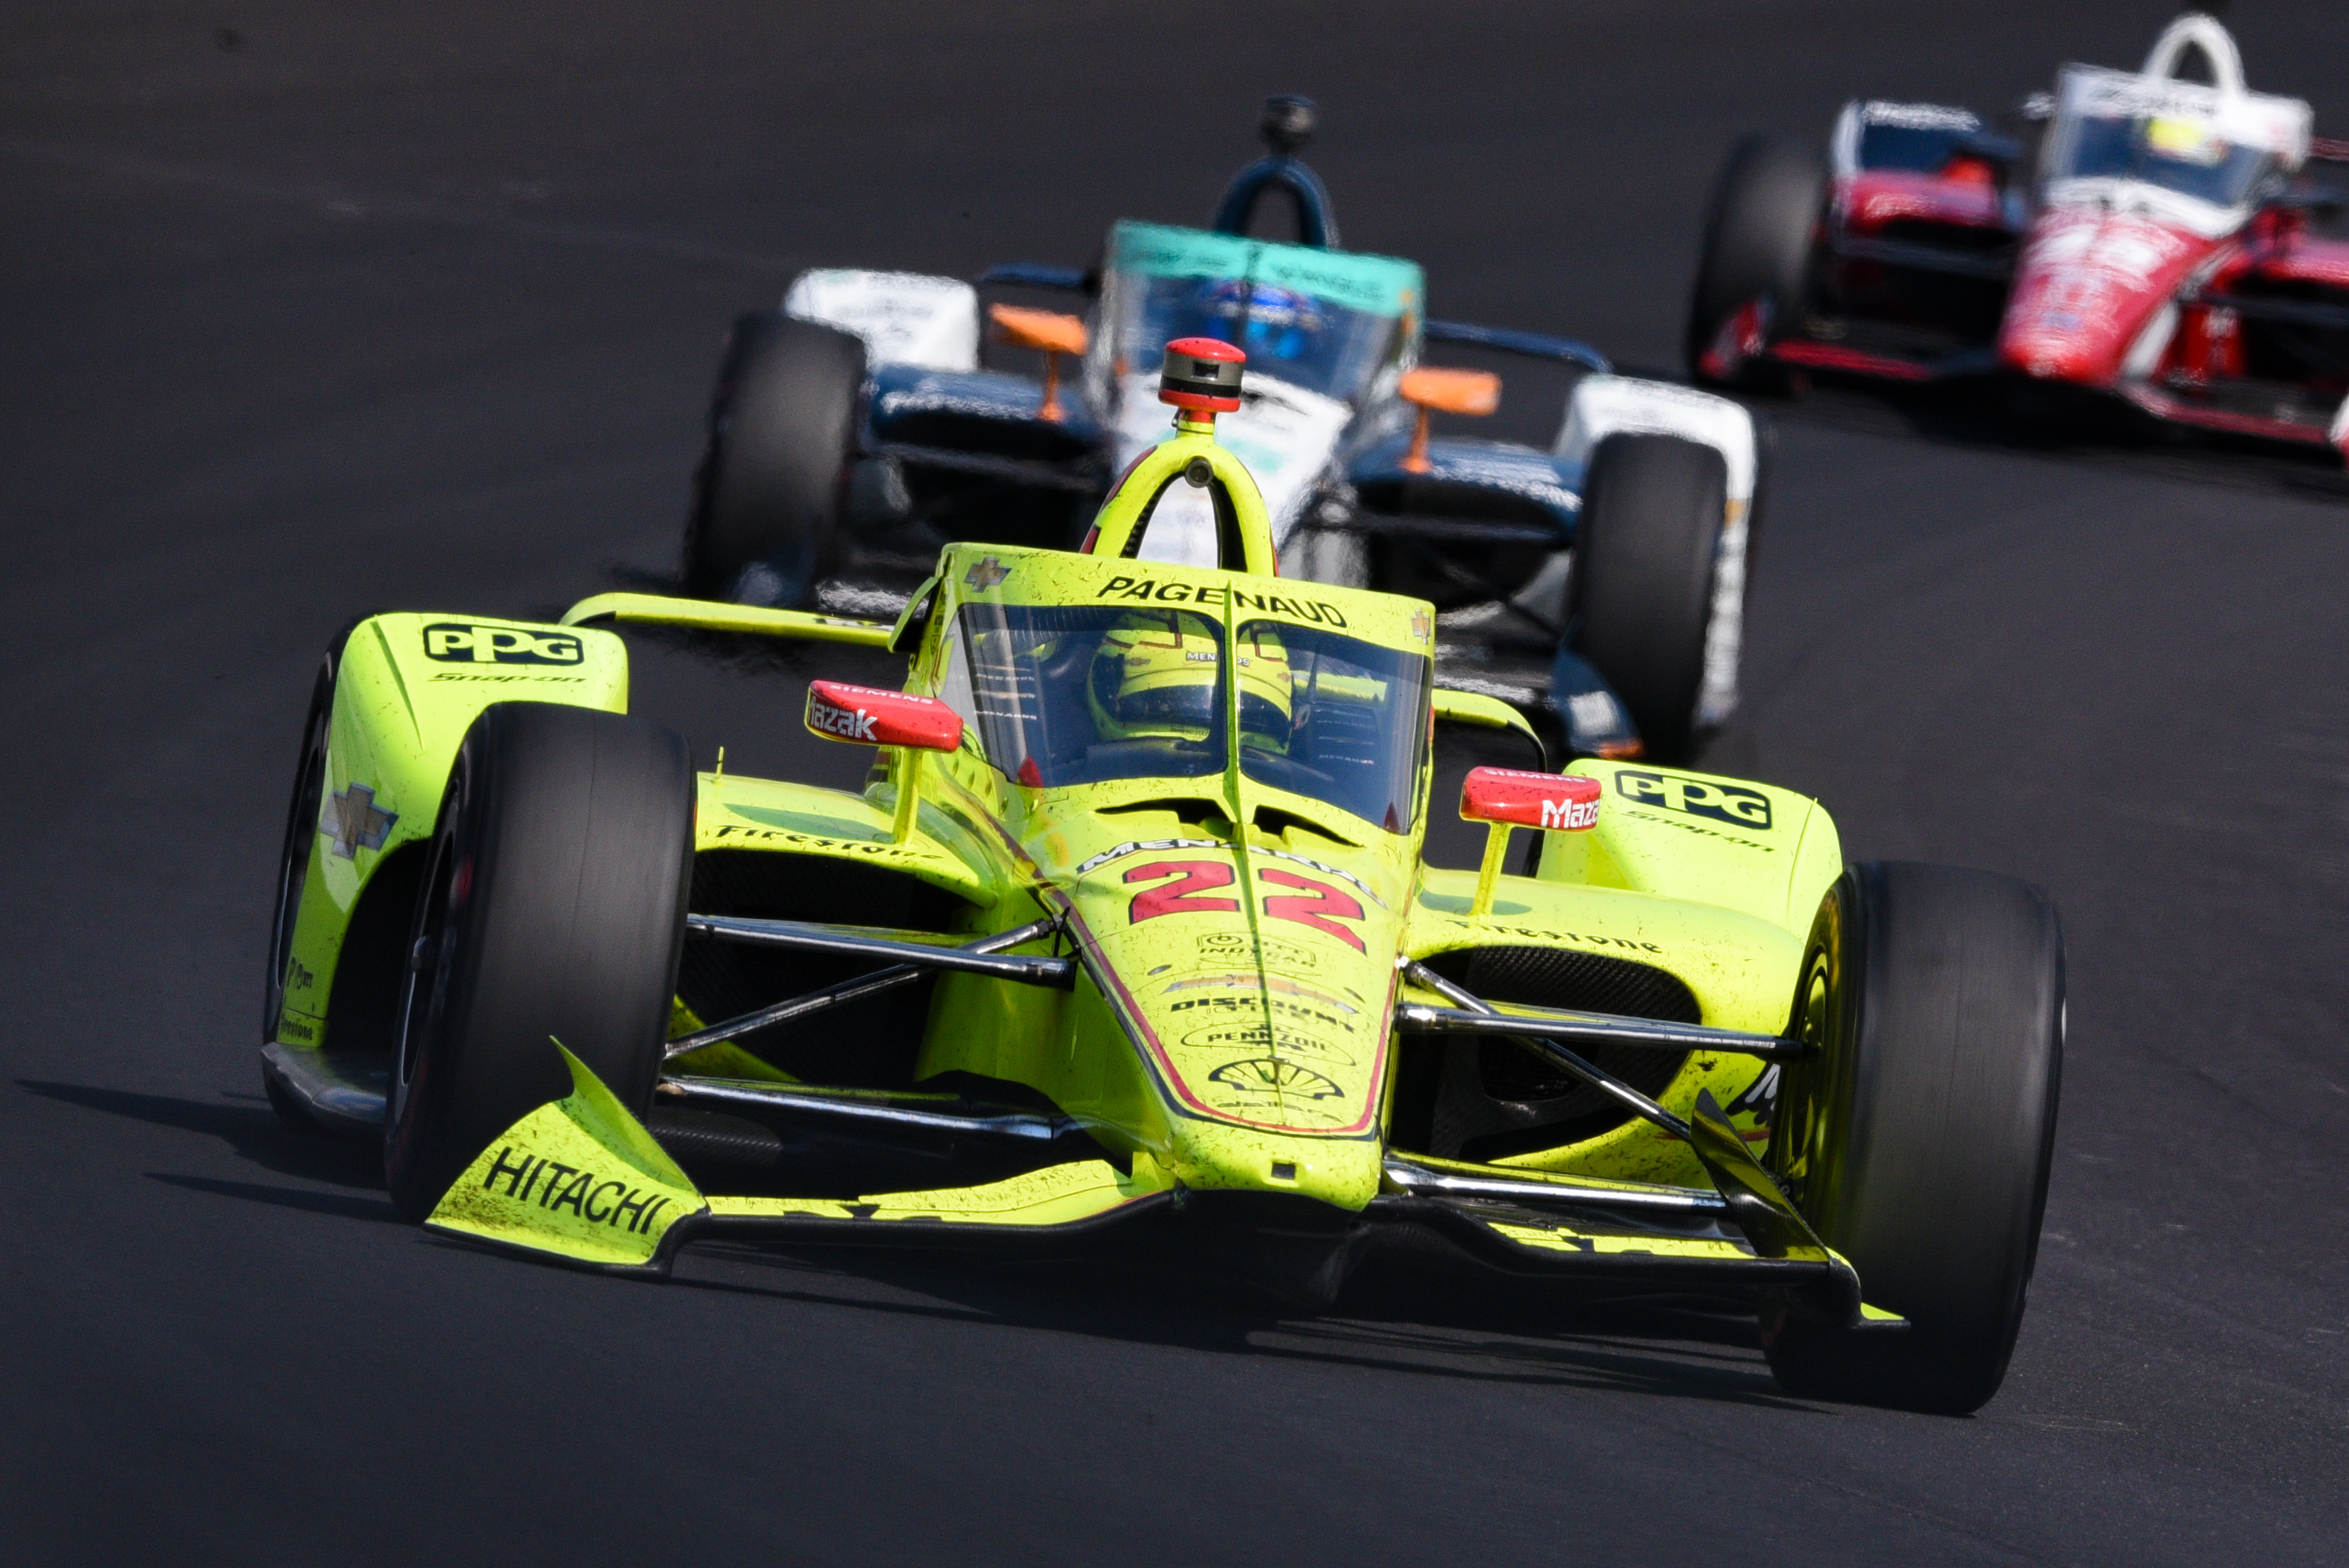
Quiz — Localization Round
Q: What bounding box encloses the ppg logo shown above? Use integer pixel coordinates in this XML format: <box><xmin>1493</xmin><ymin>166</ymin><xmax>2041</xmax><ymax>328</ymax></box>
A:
<box><xmin>423</xmin><ymin>623</ymin><xmax>583</xmax><ymax>666</ymax></box>
<box><xmin>1614</xmin><ymin>770</ymin><xmax>1773</xmax><ymax>831</ymax></box>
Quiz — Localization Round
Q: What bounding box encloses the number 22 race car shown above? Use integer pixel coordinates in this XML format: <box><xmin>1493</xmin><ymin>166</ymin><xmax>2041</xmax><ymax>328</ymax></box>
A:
<box><xmin>1689</xmin><ymin>11</ymin><xmax>2349</xmax><ymax>461</ymax></box>
<box><xmin>262</xmin><ymin>345</ymin><xmax>2063</xmax><ymax>1412</ymax></box>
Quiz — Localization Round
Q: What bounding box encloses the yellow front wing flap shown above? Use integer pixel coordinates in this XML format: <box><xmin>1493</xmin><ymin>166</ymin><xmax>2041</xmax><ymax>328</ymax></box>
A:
<box><xmin>425</xmin><ymin>1047</ymin><xmax>1180</xmax><ymax>1271</ymax></box>
<box><xmin>707</xmin><ymin>1153</ymin><xmax>1176</xmax><ymax>1230</ymax></box>
<box><xmin>426</xmin><ymin>1045</ymin><xmax>706</xmax><ymax>1270</ymax></box>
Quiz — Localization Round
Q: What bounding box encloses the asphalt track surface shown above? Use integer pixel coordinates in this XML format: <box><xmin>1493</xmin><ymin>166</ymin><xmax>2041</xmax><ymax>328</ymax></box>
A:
<box><xmin>9</xmin><ymin>4</ymin><xmax>2349</xmax><ymax>1563</ymax></box>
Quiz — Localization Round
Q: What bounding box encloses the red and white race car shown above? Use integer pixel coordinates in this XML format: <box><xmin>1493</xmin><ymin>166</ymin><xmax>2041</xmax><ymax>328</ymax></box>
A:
<box><xmin>1687</xmin><ymin>12</ymin><xmax>2349</xmax><ymax>459</ymax></box>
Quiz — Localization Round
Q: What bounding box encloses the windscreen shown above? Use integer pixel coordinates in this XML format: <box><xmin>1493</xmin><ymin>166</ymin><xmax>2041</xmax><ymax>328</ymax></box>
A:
<box><xmin>1102</xmin><ymin>222</ymin><xmax>1422</xmax><ymax>406</ymax></box>
<box><xmin>1237</xmin><ymin>619</ymin><xmax>1429</xmax><ymax>833</ymax></box>
<box><xmin>1124</xmin><ymin>275</ymin><xmax>1400</xmax><ymax>401</ymax></box>
<box><xmin>940</xmin><ymin>603</ymin><xmax>1229</xmax><ymax>789</ymax></box>
<box><xmin>937</xmin><ymin>602</ymin><xmax>1430</xmax><ymax>830</ymax></box>
<box><xmin>1858</xmin><ymin>123</ymin><xmax>1979</xmax><ymax>174</ymax></box>
<box><xmin>2057</xmin><ymin>106</ymin><xmax>2273</xmax><ymax>206</ymax></box>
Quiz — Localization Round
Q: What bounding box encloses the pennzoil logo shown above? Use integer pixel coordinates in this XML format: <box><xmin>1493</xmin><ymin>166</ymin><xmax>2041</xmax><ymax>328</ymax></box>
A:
<box><xmin>1613</xmin><ymin>770</ymin><xmax>1772</xmax><ymax>831</ymax></box>
<box><xmin>1206</xmin><ymin>1057</ymin><xmax>1345</xmax><ymax>1099</ymax></box>
<box><xmin>423</xmin><ymin>623</ymin><xmax>584</xmax><ymax>666</ymax></box>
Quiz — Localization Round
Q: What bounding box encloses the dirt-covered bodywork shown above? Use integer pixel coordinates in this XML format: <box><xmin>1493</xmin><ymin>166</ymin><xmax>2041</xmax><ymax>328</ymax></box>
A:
<box><xmin>262</xmin><ymin>362</ymin><xmax>2061</xmax><ymax>1411</ymax></box>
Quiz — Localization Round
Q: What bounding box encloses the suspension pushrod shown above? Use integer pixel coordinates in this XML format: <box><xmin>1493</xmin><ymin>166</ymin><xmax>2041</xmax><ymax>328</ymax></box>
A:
<box><xmin>1400</xmin><ymin>961</ymin><xmax>1695</xmax><ymax>1141</ymax></box>
<box><xmin>685</xmin><ymin>913</ymin><xmax>1073</xmax><ymax>985</ymax></box>
<box><xmin>666</xmin><ymin>917</ymin><xmax>1061</xmax><ymax>1061</ymax></box>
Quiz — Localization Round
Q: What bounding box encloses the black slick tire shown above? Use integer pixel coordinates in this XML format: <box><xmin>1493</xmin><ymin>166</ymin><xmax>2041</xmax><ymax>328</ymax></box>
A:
<box><xmin>1685</xmin><ymin>136</ymin><xmax>1829</xmax><ymax>387</ymax></box>
<box><xmin>384</xmin><ymin>702</ymin><xmax>694</xmax><ymax>1222</ymax></box>
<box><xmin>1568</xmin><ymin>434</ymin><xmax>1726</xmax><ymax>764</ymax></box>
<box><xmin>1762</xmin><ymin>862</ymin><xmax>2065</xmax><ymax>1414</ymax></box>
<box><xmin>682</xmin><ymin>311</ymin><xmax>866</xmax><ymax>605</ymax></box>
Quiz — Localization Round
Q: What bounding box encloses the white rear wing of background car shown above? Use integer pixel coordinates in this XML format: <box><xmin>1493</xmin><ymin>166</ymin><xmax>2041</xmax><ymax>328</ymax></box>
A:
<box><xmin>782</xmin><ymin>269</ymin><xmax>981</xmax><ymax>372</ymax></box>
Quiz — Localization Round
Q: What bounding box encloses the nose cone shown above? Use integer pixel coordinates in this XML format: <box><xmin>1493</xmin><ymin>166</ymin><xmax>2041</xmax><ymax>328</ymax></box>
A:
<box><xmin>1998</xmin><ymin>208</ymin><xmax>2206</xmax><ymax>385</ymax></box>
<box><xmin>1064</xmin><ymin>840</ymin><xmax>1401</xmax><ymax>1211</ymax></box>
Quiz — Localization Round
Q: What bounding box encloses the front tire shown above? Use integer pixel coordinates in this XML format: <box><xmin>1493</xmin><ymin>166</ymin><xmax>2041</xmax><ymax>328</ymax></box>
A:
<box><xmin>682</xmin><ymin>311</ymin><xmax>866</xmax><ymax>605</ymax></box>
<box><xmin>1762</xmin><ymin>862</ymin><xmax>2065</xmax><ymax>1413</ymax></box>
<box><xmin>1686</xmin><ymin>136</ymin><xmax>1828</xmax><ymax>388</ymax></box>
<box><xmin>1569</xmin><ymin>434</ymin><xmax>1726</xmax><ymax>764</ymax></box>
<box><xmin>384</xmin><ymin>702</ymin><xmax>694</xmax><ymax>1222</ymax></box>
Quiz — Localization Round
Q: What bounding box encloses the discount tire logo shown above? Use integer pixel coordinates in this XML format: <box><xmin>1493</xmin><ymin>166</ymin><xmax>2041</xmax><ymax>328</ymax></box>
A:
<box><xmin>423</xmin><ymin>623</ymin><xmax>584</xmax><ymax>666</ymax></box>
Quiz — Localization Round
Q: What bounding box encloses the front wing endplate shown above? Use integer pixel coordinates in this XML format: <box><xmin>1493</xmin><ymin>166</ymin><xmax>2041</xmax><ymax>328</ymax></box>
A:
<box><xmin>425</xmin><ymin>1044</ymin><xmax>708</xmax><ymax>1272</ymax></box>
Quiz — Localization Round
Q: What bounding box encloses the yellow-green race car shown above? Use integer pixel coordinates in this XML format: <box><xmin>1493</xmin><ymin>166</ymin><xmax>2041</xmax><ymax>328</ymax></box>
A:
<box><xmin>261</xmin><ymin>338</ymin><xmax>2063</xmax><ymax>1414</ymax></box>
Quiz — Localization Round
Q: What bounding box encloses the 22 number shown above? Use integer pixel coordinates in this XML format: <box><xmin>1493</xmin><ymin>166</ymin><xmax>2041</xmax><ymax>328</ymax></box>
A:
<box><xmin>1125</xmin><ymin>860</ymin><xmax>1241</xmax><ymax>923</ymax></box>
<box><xmin>1124</xmin><ymin>860</ymin><xmax>1366</xmax><ymax>953</ymax></box>
<box><xmin>1258</xmin><ymin>868</ymin><xmax>1368</xmax><ymax>953</ymax></box>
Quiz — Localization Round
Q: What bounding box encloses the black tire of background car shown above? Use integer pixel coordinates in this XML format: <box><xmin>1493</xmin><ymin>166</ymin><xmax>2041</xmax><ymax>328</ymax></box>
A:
<box><xmin>1685</xmin><ymin>136</ymin><xmax>1830</xmax><ymax>388</ymax></box>
<box><xmin>382</xmin><ymin>702</ymin><xmax>694</xmax><ymax>1222</ymax></box>
<box><xmin>1567</xmin><ymin>434</ymin><xmax>1726</xmax><ymax>764</ymax></box>
<box><xmin>261</xmin><ymin>614</ymin><xmax>373</xmax><ymax>1132</ymax></box>
<box><xmin>1762</xmin><ymin>861</ymin><xmax>2065</xmax><ymax>1414</ymax></box>
<box><xmin>682</xmin><ymin>312</ymin><xmax>866</xmax><ymax>605</ymax></box>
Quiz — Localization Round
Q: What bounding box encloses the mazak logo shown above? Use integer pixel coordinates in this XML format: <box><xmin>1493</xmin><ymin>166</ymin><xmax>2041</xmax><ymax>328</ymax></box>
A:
<box><xmin>1613</xmin><ymin>770</ymin><xmax>1773</xmax><ymax>831</ymax></box>
<box><xmin>423</xmin><ymin>623</ymin><xmax>583</xmax><ymax>666</ymax></box>
<box><xmin>1541</xmin><ymin>794</ymin><xmax>1601</xmax><ymax>830</ymax></box>
<box><xmin>807</xmin><ymin>695</ymin><xmax>877</xmax><ymax>742</ymax></box>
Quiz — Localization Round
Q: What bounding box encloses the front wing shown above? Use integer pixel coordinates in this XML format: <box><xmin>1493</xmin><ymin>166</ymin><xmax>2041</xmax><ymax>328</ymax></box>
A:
<box><xmin>425</xmin><ymin>1049</ymin><xmax>1899</xmax><ymax>1330</ymax></box>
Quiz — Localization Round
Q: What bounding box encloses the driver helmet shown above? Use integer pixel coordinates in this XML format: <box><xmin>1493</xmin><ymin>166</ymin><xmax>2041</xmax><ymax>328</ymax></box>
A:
<box><xmin>1192</xmin><ymin>279</ymin><xmax>1326</xmax><ymax>368</ymax></box>
<box><xmin>2141</xmin><ymin>113</ymin><xmax>2228</xmax><ymax>168</ymax></box>
<box><xmin>1087</xmin><ymin>615</ymin><xmax>1294</xmax><ymax>751</ymax></box>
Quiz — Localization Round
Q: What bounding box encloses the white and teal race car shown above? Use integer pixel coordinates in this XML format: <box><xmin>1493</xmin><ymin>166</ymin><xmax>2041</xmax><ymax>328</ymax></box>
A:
<box><xmin>682</xmin><ymin>96</ymin><xmax>1760</xmax><ymax>765</ymax></box>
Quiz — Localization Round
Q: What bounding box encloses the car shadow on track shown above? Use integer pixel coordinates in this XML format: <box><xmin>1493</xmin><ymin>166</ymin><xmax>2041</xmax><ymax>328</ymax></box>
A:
<box><xmin>20</xmin><ymin>1077</ymin><xmax>1818</xmax><ymax>1410</ymax></box>
<box><xmin>1754</xmin><ymin>373</ymin><xmax>2349</xmax><ymax>503</ymax></box>
<box><xmin>670</xmin><ymin>1240</ymin><xmax>1817</xmax><ymax>1412</ymax></box>
<box><xmin>17</xmin><ymin>1078</ymin><xmax>392</xmax><ymax>1196</ymax></box>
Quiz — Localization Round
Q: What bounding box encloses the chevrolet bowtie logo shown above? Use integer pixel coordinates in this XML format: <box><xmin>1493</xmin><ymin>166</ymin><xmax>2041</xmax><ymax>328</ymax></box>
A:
<box><xmin>963</xmin><ymin>556</ymin><xmax>1010</xmax><ymax>591</ymax></box>
<box><xmin>322</xmin><ymin>783</ymin><xmax>398</xmax><ymax>859</ymax></box>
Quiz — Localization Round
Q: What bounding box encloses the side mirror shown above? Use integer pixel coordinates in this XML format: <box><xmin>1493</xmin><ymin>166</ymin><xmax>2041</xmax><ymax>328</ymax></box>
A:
<box><xmin>805</xmin><ymin>682</ymin><xmax>963</xmax><ymax>752</ymax></box>
<box><xmin>1458</xmin><ymin>767</ymin><xmax>1600</xmax><ymax>917</ymax></box>
<box><xmin>989</xmin><ymin>304</ymin><xmax>1088</xmax><ymax>423</ymax></box>
<box><xmin>805</xmin><ymin>682</ymin><xmax>963</xmax><ymax>845</ymax></box>
<box><xmin>1398</xmin><ymin>366</ymin><xmax>1501</xmax><ymax>475</ymax></box>
<box><xmin>1461</xmin><ymin>766</ymin><xmax>1600</xmax><ymax>830</ymax></box>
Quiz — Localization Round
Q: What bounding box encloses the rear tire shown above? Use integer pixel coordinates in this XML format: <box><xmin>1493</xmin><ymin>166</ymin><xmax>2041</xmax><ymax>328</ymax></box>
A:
<box><xmin>384</xmin><ymin>702</ymin><xmax>694</xmax><ymax>1222</ymax></box>
<box><xmin>1762</xmin><ymin>862</ymin><xmax>2065</xmax><ymax>1414</ymax></box>
<box><xmin>683</xmin><ymin>311</ymin><xmax>866</xmax><ymax>605</ymax></box>
<box><xmin>1686</xmin><ymin>136</ymin><xmax>1829</xmax><ymax>388</ymax></box>
<box><xmin>1568</xmin><ymin>434</ymin><xmax>1726</xmax><ymax>763</ymax></box>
